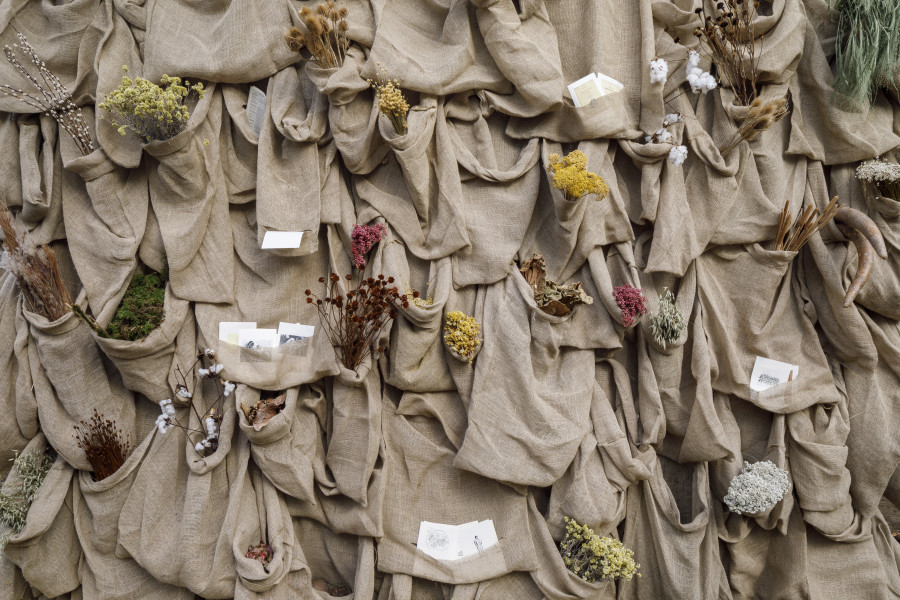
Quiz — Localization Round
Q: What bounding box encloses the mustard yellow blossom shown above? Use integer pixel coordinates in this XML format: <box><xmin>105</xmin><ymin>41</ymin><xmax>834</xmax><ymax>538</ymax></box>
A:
<box><xmin>547</xmin><ymin>150</ymin><xmax>609</xmax><ymax>201</ymax></box>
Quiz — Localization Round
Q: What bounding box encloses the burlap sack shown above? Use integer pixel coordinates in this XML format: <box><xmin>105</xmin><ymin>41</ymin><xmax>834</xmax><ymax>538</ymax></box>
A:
<box><xmin>220</xmin><ymin>84</ymin><xmax>260</xmax><ymax>207</ymax></box>
<box><xmin>141</xmin><ymin>0</ymin><xmax>298</xmax><ymax>84</ymax></box>
<box><xmin>355</xmin><ymin>96</ymin><xmax>469</xmax><ymax>262</ymax></box>
<box><xmin>441</xmin><ymin>284</ymin><xmax>485</xmax><ymax>408</ymax></box>
<box><xmin>92</xmin><ymin>282</ymin><xmax>196</xmax><ymax>403</ymax></box>
<box><xmin>0</xmin><ymin>271</ymin><xmax>36</xmax><ymax>474</ymax></box>
<box><xmin>118</xmin><ymin>395</ymin><xmax>248</xmax><ymax>598</ymax></box>
<box><xmin>618</xmin><ymin>457</ymin><xmax>731</xmax><ymax>600</ymax></box>
<box><xmin>1</xmin><ymin>434</ymin><xmax>82</xmax><ymax>599</ymax></box>
<box><xmin>292</xmin><ymin>518</ymin><xmax>376</xmax><ymax>600</ymax></box>
<box><xmin>0</xmin><ymin>112</ymin><xmax>22</xmax><ymax>211</ymax></box>
<box><xmin>73</xmin><ymin>430</ymin><xmax>191</xmax><ymax>600</ymax></box>
<box><xmin>445</xmin><ymin>95</ymin><xmax>541</xmax><ymax>286</ymax></box>
<box><xmin>257</xmin><ymin>64</ymin><xmax>332</xmax><ymax>257</ymax></box>
<box><xmin>381</xmin><ymin>238</ymin><xmax>454</xmax><ymax>393</ymax></box>
<box><xmin>0</xmin><ymin>555</ymin><xmax>32</xmax><ymax>600</ymax></box>
<box><xmin>144</xmin><ymin>83</ymin><xmax>235</xmax><ymax>304</ymax></box>
<box><xmin>22</xmin><ymin>296</ymin><xmax>138</xmax><ymax>471</ymax></box>
<box><xmin>377</xmin><ymin>393</ymin><xmax>538</xmax><ymax>585</ymax></box>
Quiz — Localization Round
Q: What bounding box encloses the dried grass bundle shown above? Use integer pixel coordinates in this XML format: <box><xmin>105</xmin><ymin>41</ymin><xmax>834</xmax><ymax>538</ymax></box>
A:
<box><xmin>74</xmin><ymin>410</ymin><xmax>132</xmax><ymax>481</ymax></box>
<box><xmin>0</xmin><ymin>209</ymin><xmax>72</xmax><ymax>321</ymax></box>
<box><xmin>692</xmin><ymin>1</ymin><xmax>763</xmax><ymax>106</ymax></box>
<box><xmin>719</xmin><ymin>94</ymin><xmax>790</xmax><ymax>156</ymax></box>
<box><xmin>286</xmin><ymin>1</ymin><xmax>350</xmax><ymax>69</ymax></box>
<box><xmin>774</xmin><ymin>196</ymin><xmax>840</xmax><ymax>252</ymax></box>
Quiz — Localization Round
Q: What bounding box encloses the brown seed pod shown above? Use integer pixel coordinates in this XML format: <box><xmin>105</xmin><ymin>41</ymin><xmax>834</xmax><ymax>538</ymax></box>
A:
<box><xmin>836</xmin><ymin>222</ymin><xmax>875</xmax><ymax>308</ymax></box>
<box><xmin>834</xmin><ymin>206</ymin><xmax>888</xmax><ymax>259</ymax></box>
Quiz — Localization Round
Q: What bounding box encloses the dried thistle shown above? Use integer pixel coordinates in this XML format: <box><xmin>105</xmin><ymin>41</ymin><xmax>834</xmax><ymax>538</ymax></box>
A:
<box><xmin>240</xmin><ymin>391</ymin><xmax>286</xmax><ymax>431</ymax></box>
<box><xmin>74</xmin><ymin>410</ymin><xmax>132</xmax><ymax>481</ymax></box>
<box><xmin>649</xmin><ymin>288</ymin><xmax>685</xmax><ymax>349</ymax></box>
<box><xmin>443</xmin><ymin>310</ymin><xmax>480</xmax><ymax>364</ymax></box>
<box><xmin>0</xmin><ymin>208</ymin><xmax>72</xmax><ymax>321</ymax></box>
<box><xmin>98</xmin><ymin>67</ymin><xmax>205</xmax><ymax>143</ymax></box>
<box><xmin>692</xmin><ymin>1</ymin><xmax>762</xmax><ymax>107</ymax></box>
<box><xmin>286</xmin><ymin>2</ymin><xmax>350</xmax><ymax>69</ymax></box>
<box><xmin>547</xmin><ymin>150</ymin><xmax>609</xmax><ymax>201</ymax></box>
<box><xmin>0</xmin><ymin>31</ymin><xmax>93</xmax><ymax>156</ymax></box>
<box><xmin>0</xmin><ymin>447</ymin><xmax>55</xmax><ymax>550</ymax></box>
<box><xmin>559</xmin><ymin>517</ymin><xmax>640</xmax><ymax>582</ymax></box>
<box><xmin>719</xmin><ymin>94</ymin><xmax>790</xmax><ymax>156</ymax></box>
<box><xmin>306</xmin><ymin>273</ymin><xmax>412</xmax><ymax>370</ymax></box>
<box><xmin>368</xmin><ymin>64</ymin><xmax>409</xmax><ymax>135</ymax></box>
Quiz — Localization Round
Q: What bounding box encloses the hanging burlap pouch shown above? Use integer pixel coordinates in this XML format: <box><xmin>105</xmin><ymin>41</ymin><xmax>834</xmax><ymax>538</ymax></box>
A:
<box><xmin>10</xmin><ymin>115</ymin><xmax>65</xmax><ymax>246</ymax></box>
<box><xmin>0</xmin><ymin>272</ymin><xmax>35</xmax><ymax>472</ymax></box>
<box><xmin>292</xmin><ymin>518</ymin><xmax>376</xmax><ymax>600</ymax></box>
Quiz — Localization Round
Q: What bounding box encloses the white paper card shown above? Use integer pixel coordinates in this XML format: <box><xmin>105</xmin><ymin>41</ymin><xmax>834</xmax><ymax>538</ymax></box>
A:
<box><xmin>247</xmin><ymin>86</ymin><xmax>266</xmax><ymax>136</ymax></box>
<box><xmin>277</xmin><ymin>322</ymin><xmax>315</xmax><ymax>345</ymax></box>
<box><xmin>567</xmin><ymin>73</ymin><xmax>604</xmax><ymax>108</ymax></box>
<box><xmin>416</xmin><ymin>520</ymin><xmax>498</xmax><ymax>561</ymax></box>
<box><xmin>750</xmin><ymin>356</ymin><xmax>799</xmax><ymax>392</ymax></box>
<box><xmin>238</xmin><ymin>328</ymin><xmax>278</xmax><ymax>349</ymax></box>
<box><xmin>219</xmin><ymin>321</ymin><xmax>257</xmax><ymax>345</ymax></box>
<box><xmin>261</xmin><ymin>231</ymin><xmax>304</xmax><ymax>249</ymax></box>
<box><xmin>595</xmin><ymin>72</ymin><xmax>624</xmax><ymax>95</ymax></box>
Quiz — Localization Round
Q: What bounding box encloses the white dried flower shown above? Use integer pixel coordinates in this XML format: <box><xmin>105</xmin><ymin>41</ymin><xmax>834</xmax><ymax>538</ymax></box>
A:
<box><xmin>664</xmin><ymin>113</ymin><xmax>683</xmax><ymax>125</ymax></box>
<box><xmin>223</xmin><ymin>381</ymin><xmax>236</xmax><ymax>397</ymax></box>
<box><xmin>856</xmin><ymin>158</ymin><xmax>900</xmax><ymax>184</ymax></box>
<box><xmin>211</xmin><ymin>363</ymin><xmax>224</xmax><ymax>375</ymax></box>
<box><xmin>204</xmin><ymin>416</ymin><xmax>218</xmax><ymax>439</ymax></box>
<box><xmin>649</xmin><ymin>58</ymin><xmax>668</xmax><ymax>84</ymax></box>
<box><xmin>668</xmin><ymin>145</ymin><xmax>688</xmax><ymax>167</ymax></box>
<box><xmin>197</xmin><ymin>367</ymin><xmax>210</xmax><ymax>378</ymax></box>
<box><xmin>155</xmin><ymin>414</ymin><xmax>173</xmax><ymax>434</ymax></box>
<box><xmin>175</xmin><ymin>385</ymin><xmax>192</xmax><ymax>400</ymax></box>
<box><xmin>195</xmin><ymin>440</ymin><xmax>209</xmax><ymax>452</ymax></box>
<box><xmin>685</xmin><ymin>50</ymin><xmax>717</xmax><ymax>94</ymax></box>
<box><xmin>724</xmin><ymin>461</ymin><xmax>791</xmax><ymax>515</ymax></box>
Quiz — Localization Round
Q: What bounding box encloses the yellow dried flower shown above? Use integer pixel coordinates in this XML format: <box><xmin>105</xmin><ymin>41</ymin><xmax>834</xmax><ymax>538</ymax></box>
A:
<box><xmin>547</xmin><ymin>150</ymin><xmax>609</xmax><ymax>201</ymax></box>
<box><xmin>559</xmin><ymin>517</ymin><xmax>640</xmax><ymax>582</ymax></box>
<box><xmin>443</xmin><ymin>310</ymin><xmax>480</xmax><ymax>364</ymax></box>
<box><xmin>369</xmin><ymin>64</ymin><xmax>409</xmax><ymax>136</ymax></box>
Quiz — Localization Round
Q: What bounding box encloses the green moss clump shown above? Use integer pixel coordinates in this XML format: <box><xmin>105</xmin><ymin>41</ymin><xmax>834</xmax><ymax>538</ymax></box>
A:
<box><xmin>106</xmin><ymin>271</ymin><xmax>167</xmax><ymax>341</ymax></box>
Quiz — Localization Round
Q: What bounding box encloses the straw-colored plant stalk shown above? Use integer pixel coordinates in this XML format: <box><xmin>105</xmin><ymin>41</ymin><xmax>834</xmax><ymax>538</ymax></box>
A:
<box><xmin>369</xmin><ymin>65</ymin><xmax>409</xmax><ymax>136</ymax></box>
<box><xmin>0</xmin><ymin>209</ymin><xmax>72</xmax><ymax>321</ymax></box>
<box><xmin>719</xmin><ymin>94</ymin><xmax>790</xmax><ymax>156</ymax></box>
<box><xmin>692</xmin><ymin>1</ymin><xmax>762</xmax><ymax>106</ymax></box>
<box><xmin>286</xmin><ymin>1</ymin><xmax>350</xmax><ymax>69</ymax></box>
<box><xmin>774</xmin><ymin>196</ymin><xmax>840</xmax><ymax>252</ymax></box>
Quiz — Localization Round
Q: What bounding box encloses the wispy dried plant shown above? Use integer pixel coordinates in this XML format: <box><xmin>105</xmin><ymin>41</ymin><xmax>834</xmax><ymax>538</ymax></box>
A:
<box><xmin>0</xmin><ymin>446</ymin><xmax>55</xmax><ymax>550</ymax></box>
<box><xmin>286</xmin><ymin>1</ymin><xmax>350</xmax><ymax>69</ymax></box>
<box><xmin>74</xmin><ymin>410</ymin><xmax>132</xmax><ymax>481</ymax></box>
<box><xmin>719</xmin><ymin>93</ymin><xmax>790</xmax><ymax>156</ymax></box>
<box><xmin>0</xmin><ymin>209</ymin><xmax>72</xmax><ymax>321</ymax></box>
<box><xmin>692</xmin><ymin>1</ymin><xmax>762</xmax><ymax>107</ymax></box>
<box><xmin>0</xmin><ymin>31</ymin><xmax>93</xmax><ymax>156</ymax></box>
<box><xmin>774</xmin><ymin>196</ymin><xmax>839</xmax><ymax>252</ymax></box>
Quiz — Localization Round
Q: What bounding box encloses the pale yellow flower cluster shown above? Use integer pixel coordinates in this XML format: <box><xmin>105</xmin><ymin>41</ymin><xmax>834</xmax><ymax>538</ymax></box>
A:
<box><xmin>560</xmin><ymin>517</ymin><xmax>640</xmax><ymax>582</ymax></box>
<box><xmin>443</xmin><ymin>310</ymin><xmax>480</xmax><ymax>364</ymax></box>
<box><xmin>99</xmin><ymin>67</ymin><xmax>205</xmax><ymax>143</ymax></box>
<box><xmin>547</xmin><ymin>150</ymin><xmax>610</xmax><ymax>201</ymax></box>
<box><xmin>369</xmin><ymin>66</ymin><xmax>409</xmax><ymax>136</ymax></box>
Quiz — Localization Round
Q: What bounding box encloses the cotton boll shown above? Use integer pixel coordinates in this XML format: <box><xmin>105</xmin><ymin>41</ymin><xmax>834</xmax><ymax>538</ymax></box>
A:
<box><xmin>649</xmin><ymin>58</ymin><xmax>668</xmax><ymax>84</ymax></box>
<box><xmin>668</xmin><ymin>145</ymin><xmax>688</xmax><ymax>167</ymax></box>
<box><xmin>664</xmin><ymin>113</ymin><xmax>683</xmax><ymax>125</ymax></box>
<box><xmin>223</xmin><ymin>381</ymin><xmax>236</xmax><ymax>397</ymax></box>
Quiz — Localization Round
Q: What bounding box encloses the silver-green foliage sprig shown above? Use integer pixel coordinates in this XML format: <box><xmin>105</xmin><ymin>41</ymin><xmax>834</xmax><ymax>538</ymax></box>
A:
<box><xmin>649</xmin><ymin>288</ymin><xmax>685</xmax><ymax>349</ymax></box>
<box><xmin>0</xmin><ymin>447</ymin><xmax>55</xmax><ymax>550</ymax></box>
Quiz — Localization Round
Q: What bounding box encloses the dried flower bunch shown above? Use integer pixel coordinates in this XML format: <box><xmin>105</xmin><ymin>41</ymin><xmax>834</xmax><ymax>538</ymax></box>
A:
<box><xmin>692</xmin><ymin>1</ymin><xmax>762</xmax><ymax>107</ymax></box>
<box><xmin>369</xmin><ymin>65</ymin><xmax>409</xmax><ymax>136</ymax></box>
<box><xmin>74</xmin><ymin>409</ymin><xmax>132</xmax><ymax>481</ymax></box>
<box><xmin>240</xmin><ymin>391</ymin><xmax>286</xmax><ymax>431</ymax></box>
<box><xmin>155</xmin><ymin>349</ymin><xmax>235</xmax><ymax>457</ymax></box>
<box><xmin>0</xmin><ymin>31</ymin><xmax>93</xmax><ymax>156</ymax></box>
<box><xmin>246</xmin><ymin>540</ymin><xmax>274</xmax><ymax>572</ymax></box>
<box><xmin>519</xmin><ymin>254</ymin><xmax>593</xmax><ymax>317</ymax></box>
<box><xmin>351</xmin><ymin>223</ymin><xmax>386</xmax><ymax>269</ymax></box>
<box><xmin>443</xmin><ymin>310</ymin><xmax>480</xmax><ymax>364</ymax></box>
<box><xmin>72</xmin><ymin>269</ymin><xmax>167</xmax><ymax>341</ymax></box>
<box><xmin>774</xmin><ymin>196</ymin><xmax>839</xmax><ymax>252</ymax></box>
<box><xmin>547</xmin><ymin>150</ymin><xmax>610</xmax><ymax>201</ymax></box>
<box><xmin>98</xmin><ymin>67</ymin><xmax>205</xmax><ymax>143</ymax></box>
<box><xmin>831</xmin><ymin>0</ymin><xmax>900</xmax><ymax>109</ymax></box>
<box><xmin>312</xmin><ymin>579</ymin><xmax>352</xmax><ymax>597</ymax></box>
<box><xmin>306</xmin><ymin>273</ymin><xmax>412</xmax><ymax>370</ymax></box>
<box><xmin>719</xmin><ymin>94</ymin><xmax>790</xmax><ymax>156</ymax></box>
<box><xmin>0</xmin><ymin>447</ymin><xmax>55</xmax><ymax>550</ymax></box>
<box><xmin>649</xmin><ymin>288</ymin><xmax>685</xmax><ymax>349</ymax></box>
<box><xmin>857</xmin><ymin>157</ymin><xmax>900</xmax><ymax>200</ymax></box>
<box><xmin>0</xmin><ymin>209</ymin><xmax>72</xmax><ymax>321</ymax></box>
<box><xmin>559</xmin><ymin>517</ymin><xmax>640</xmax><ymax>582</ymax></box>
<box><xmin>406</xmin><ymin>285</ymin><xmax>434</xmax><ymax>308</ymax></box>
<box><xmin>286</xmin><ymin>2</ymin><xmax>350</xmax><ymax>69</ymax></box>
<box><xmin>613</xmin><ymin>284</ymin><xmax>648</xmax><ymax>328</ymax></box>
<box><xmin>724</xmin><ymin>460</ymin><xmax>791</xmax><ymax>515</ymax></box>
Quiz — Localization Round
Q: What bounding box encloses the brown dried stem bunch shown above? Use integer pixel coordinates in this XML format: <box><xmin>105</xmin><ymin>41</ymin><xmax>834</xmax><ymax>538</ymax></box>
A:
<box><xmin>693</xmin><ymin>1</ymin><xmax>762</xmax><ymax>107</ymax></box>
<box><xmin>719</xmin><ymin>94</ymin><xmax>790</xmax><ymax>156</ymax></box>
<box><xmin>286</xmin><ymin>2</ymin><xmax>350</xmax><ymax>69</ymax></box>
<box><xmin>0</xmin><ymin>31</ymin><xmax>93</xmax><ymax>156</ymax></box>
<box><xmin>0</xmin><ymin>209</ymin><xmax>72</xmax><ymax>321</ymax></box>
<box><xmin>305</xmin><ymin>273</ymin><xmax>414</xmax><ymax>370</ymax></box>
<box><xmin>774</xmin><ymin>196</ymin><xmax>840</xmax><ymax>252</ymax></box>
<box><xmin>74</xmin><ymin>409</ymin><xmax>132</xmax><ymax>481</ymax></box>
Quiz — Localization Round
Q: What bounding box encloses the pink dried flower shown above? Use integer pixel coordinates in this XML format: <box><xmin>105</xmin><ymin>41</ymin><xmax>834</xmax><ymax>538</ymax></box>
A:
<box><xmin>351</xmin><ymin>223</ymin><xmax>386</xmax><ymax>269</ymax></box>
<box><xmin>246</xmin><ymin>540</ymin><xmax>274</xmax><ymax>571</ymax></box>
<box><xmin>613</xmin><ymin>284</ymin><xmax>648</xmax><ymax>328</ymax></box>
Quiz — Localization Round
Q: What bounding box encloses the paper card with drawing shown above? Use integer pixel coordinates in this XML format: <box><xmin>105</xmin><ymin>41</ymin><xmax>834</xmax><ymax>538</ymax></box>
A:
<box><xmin>750</xmin><ymin>356</ymin><xmax>799</xmax><ymax>392</ymax></box>
<box><xmin>277</xmin><ymin>322</ymin><xmax>315</xmax><ymax>345</ymax></box>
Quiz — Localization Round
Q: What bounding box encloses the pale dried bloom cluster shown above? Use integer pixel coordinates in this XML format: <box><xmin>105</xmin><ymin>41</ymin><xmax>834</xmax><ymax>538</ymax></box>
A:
<box><xmin>649</xmin><ymin>58</ymin><xmax>669</xmax><ymax>84</ymax></box>
<box><xmin>547</xmin><ymin>150</ymin><xmax>610</xmax><ymax>201</ymax></box>
<box><xmin>99</xmin><ymin>67</ymin><xmax>205</xmax><ymax>143</ymax></box>
<box><xmin>686</xmin><ymin>50</ymin><xmax>718</xmax><ymax>94</ymax></box>
<box><xmin>286</xmin><ymin>2</ymin><xmax>350</xmax><ymax>69</ymax></box>
<box><xmin>724</xmin><ymin>460</ymin><xmax>791</xmax><ymax>515</ymax></box>
<box><xmin>0</xmin><ymin>31</ymin><xmax>93</xmax><ymax>156</ymax></box>
<box><xmin>857</xmin><ymin>158</ymin><xmax>900</xmax><ymax>199</ymax></box>
<box><xmin>443</xmin><ymin>310</ymin><xmax>480</xmax><ymax>364</ymax></box>
<box><xmin>369</xmin><ymin>65</ymin><xmax>409</xmax><ymax>135</ymax></box>
<box><xmin>559</xmin><ymin>517</ymin><xmax>640</xmax><ymax>582</ymax></box>
<box><xmin>649</xmin><ymin>288</ymin><xmax>685</xmax><ymax>349</ymax></box>
<box><xmin>720</xmin><ymin>94</ymin><xmax>790</xmax><ymax>157</ymax></box>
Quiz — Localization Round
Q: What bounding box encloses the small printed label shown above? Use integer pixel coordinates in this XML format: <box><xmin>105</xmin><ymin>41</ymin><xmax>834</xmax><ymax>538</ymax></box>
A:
<box><xmin>595</xmin><ymin>72</ymin><xmax>624</xmax><ymax>95</ymax></box>
<box><xmin>750</xmin><ymin>356</ymin><xmax>799</xmax><ymax>392</ymax></box>
<box><xmin>247</xmin><ymin>86</ymin><xmax>266</xmax><ymax>136</ymax></box>
<box><xmin>261</xmin><ymin>231</ymin><xmax>304</xmax><ymax>249</ymax></box>
<box><xmin>568</xmin><ymin>73</ymin><xmax>604</xmax><ymax>108</ymax></box>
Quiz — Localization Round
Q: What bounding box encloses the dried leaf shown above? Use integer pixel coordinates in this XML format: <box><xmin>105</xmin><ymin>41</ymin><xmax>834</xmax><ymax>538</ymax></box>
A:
<box><xmin>536</xmin><ymin>280</ymin><xmax>593</xmax><ymax>315</ymax></box>
<box><xmin>252</xmin><ymin>394</ymin><xmax>286</xmax><ymax>431</ymax></box>
<box><xmin>519</xmin><ymin>254</ymin><xmax>546</xmax><ymax>297</ymax></box>
<box><xmin>239</xmin><ymin>402</ymin><xmax>253</xmax><ymax>424</ymax></box>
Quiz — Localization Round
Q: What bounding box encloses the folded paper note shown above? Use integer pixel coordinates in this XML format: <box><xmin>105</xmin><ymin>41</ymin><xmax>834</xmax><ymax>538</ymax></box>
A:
<box><xmin>416</xmin><ymin>520</ymin><xmax>498</xmax><ymax>561</ymax></box>
<box><xmin>237</xmin><ymin>328</ymin><xmax>279</xmax><ymax>349</ymax></box>
<box><xmin>277</xmin><ymin>322</ymin><xmax>315</xmax><ymax>345</ymax></box>
<box><xmin>750</xmin><ymin>356</ymin><xmax>799</xmax><ymax>392</ymax></box>
<box><xmin>246</xmin><ymin>85</ymin><xmax>266</xmax><ymax>136</ymax></box>
<box><xmin>261</xmin><ymin>231</ymin><xmax>304</xmax><ymax>249</ymax></box>
<box><xmin>219</xmin><ymin>321</ymin><xmax>257</xmax><ymax>345</ymax></box>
